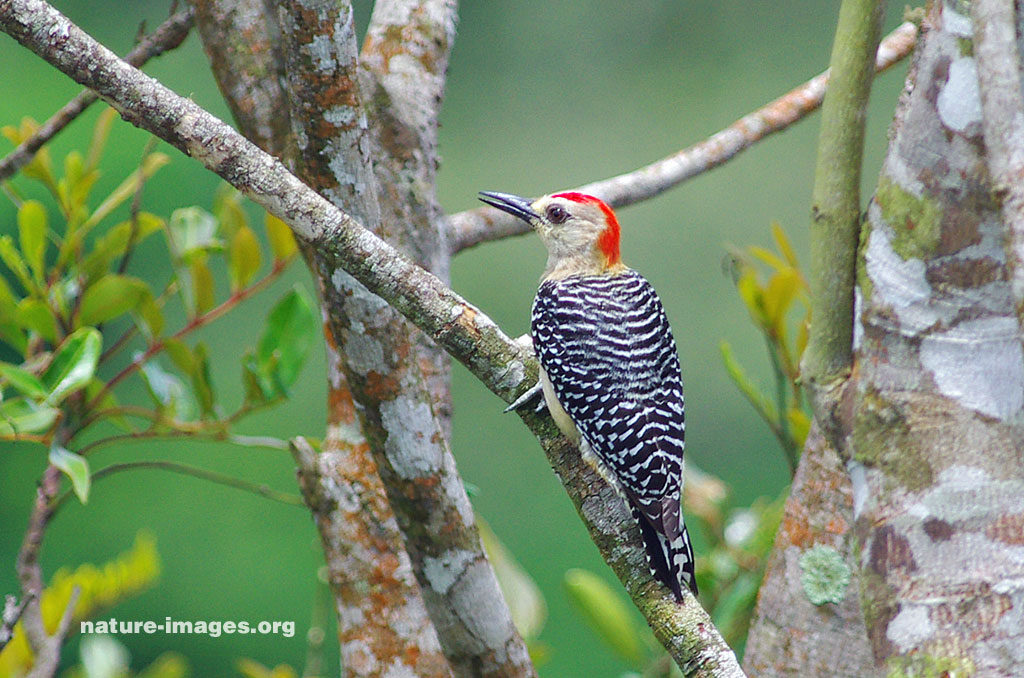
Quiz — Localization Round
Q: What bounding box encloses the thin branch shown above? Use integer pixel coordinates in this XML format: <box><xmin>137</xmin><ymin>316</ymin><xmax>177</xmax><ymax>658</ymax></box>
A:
<box><xmin>0</xmin><ymin>592</ymin><xmax>34</xmax><ymax>652</ymax></box>
<box><xmin>800</xmin><ymin>0</ymin><xmax>885</xmax><ymax>431</ymax></box>
<box><xmin>50</xmin><ymin>460</ymin><xmax>305</xmax><ymax>517</ymax></box>
<box><xmin>0</xmin><ymin>6</ymin><xmax>194</xmax><ymax>182</ymax></box>
<box><xmin>80</xmin><ymin>257</ymin><xmax>290</xmax><ymax>418</ymax></box>
<box><xmin>448</xmin><ymin>20</ymin><xmax>918</xmax><ymax>254</ymax></box>
<box><xmin>0</xmin><ymin>3</ymin><xmax>743</xmax><ymax>671</ymax></box>
<box><xmin>972</xmin><ymin>0</ymin><xmax>1024</xmax><ymax>326</ymax></box>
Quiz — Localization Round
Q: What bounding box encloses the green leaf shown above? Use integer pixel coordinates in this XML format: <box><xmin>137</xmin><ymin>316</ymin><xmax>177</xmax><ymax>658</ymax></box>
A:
<box><xmin>189</xmin><ymin>257</ymin><xmax>216</xmax><ymax>315</ymax></box>
<box><xmin>81</xmin><ymin>213</ymin><xmax>164</xmax><ymax>283</ymax></box>
<box><xmin>241</xmin><ymin>349</ymin><xmax>271</xmax><ymax>403</ymax></box>
<box><xmin>799</xmin><ymin>544</ymin><xmax>852</xmax><ymax>606</ymax></box>
<box><xmin>772</xmin><ymin>221</ymin><xmax>800</xmax><ymax>268</ymax></box>
<box><xmin>82</xmin><ymin>152</ymin><xmax>170</xmax><ymax>234</ymax></box>
<box><xmin>162</xmin><ymin>338</ymin><xmax>194</xmax><ymax>375</ymax></box>
<box><xmin>17</xmin><ymin>200</ymin><xmax>47</xmax><ymax>284</ymax></box>
<box><xmin>257</xmin><ymin>287</ymin><xmax>316</xmax><ymax>392</ymax></box>
<box><xmin>15</xmin><ymin>298</ymin><xmax>57</xmax><ymax>343</ymax></box>
<box><xmin>138</xmin><ymin>357</ymin><xmax>196</xmax><ymax>421</ymax></box>
<box><xmin>0</xmin><ymin>234</ymin><xmax>36</xmax><ymax>293</ymax></box>
<box><xmin>190</xmin><ymin>342</ymin><xmax>215</xmax><ymax>417</ymax></box>
<box><xmin>135</xmin><ymin>293</ymin><xmax>164</xmax><ymax>340</ymax></box>
<box><xmin>86</xmin><ymin>107</ymin><xmax>118</xmax><ymax>172</ymax></box>
<box><xmin>479</xmin><ymin>517</ymin><xmax>547</xmax><ymax>642</ymax></box>
<box><xmin>720</xmin><ymin>341</ymin><xmax>777</xmax><ymax>425</ymax></box>
<box><xmin>0</xmin><ymin>362</ymin><xmax>47</xmax><ymax>399</ymax></box>
<box><xmin>167</xmin><ymin>207</ymin><xmax>222</xmax><ymax>263</ymax></box>
<box><xmin>229</xmin><ymin>225</ymin><xmax>261</xmax><ymax>292</ymax></box>
<box><xmin>43</xmin><ymin>327</ymin><xmax>102</xmax><ymax>403</ymax></box>
<box><xmin>49</xmin><ymin>445</ymin><xmax>91</xmax><ymax>503</ymax></box>
<box><xmin>0</xmin><ymin>273</ymin><xmax>18</xmax><ymax>320</ymax></box>
<box><xmin>787</xmin><ymin>408</ymin><xmax>811</xmax><ymax>449</ymax></box>
<box><xmin>265</xmin><ymin>214</ymin><xmax>298</xmax><ymax>262</ymax></box>
<box><xmin>79</xmin><ymin>274</ymin><xmax>150</xmax><ymax>326</ymax></box>
<box><xmin>763</xmin><ymin>268</ymin><xmax>801</xmax><ymax>330</ymax></box>
<box><xmin>563</xmin><ymin>569</ymin><xmax>645</xmax><ymax>666</ymax></box>
<box><xmin>0</xmin><ymin>397</ymin><xmax>59</xmax><ymax>435</ymax></box>
<box><xmin>214</xmin><ymin>184</ymin><xmax>248</xmax><ymax>238</ymax></box>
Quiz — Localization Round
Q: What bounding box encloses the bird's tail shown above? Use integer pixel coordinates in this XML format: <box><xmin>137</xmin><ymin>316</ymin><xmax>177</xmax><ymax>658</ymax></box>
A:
<box><xmin>633</xmin><ymin>505</ymin><xmax>698</xmax><ymax>601</ymax></box>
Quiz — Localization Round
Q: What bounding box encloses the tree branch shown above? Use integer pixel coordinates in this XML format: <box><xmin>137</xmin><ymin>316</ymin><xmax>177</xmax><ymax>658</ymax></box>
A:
<box><xmin>972</xmin><ymin>0</ymin><xmax>1024</xmax><ymax>325</ymax></box>
<box><xmin>448</xmin><ymin>20</ymin><xmax>917</xmax><ymax>254</ymax></box>
<box><xmin>800</xmin><ymin>0</ymin><xmax>885</xmax><ymax>438</ymax></box>
<box><xmin>0</xmin><ymin>5</ymin><xmax>194</xmax><ymax>182</ymax></box>
<box><xmin>0</xmin><ymin>2</ymin><xmax>743</xmax><ymax>672</ymax></box>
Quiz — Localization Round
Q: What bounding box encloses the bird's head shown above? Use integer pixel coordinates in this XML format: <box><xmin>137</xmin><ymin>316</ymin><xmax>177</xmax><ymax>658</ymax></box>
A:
<box><xmin>479</xmin><ymin>190</ymin><xmax>625</xmax><ymax>279</ymax></box>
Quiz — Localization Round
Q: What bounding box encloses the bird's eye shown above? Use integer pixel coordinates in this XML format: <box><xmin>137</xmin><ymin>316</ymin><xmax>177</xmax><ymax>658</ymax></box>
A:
<box><xmin>546</xmin><ymin>204</ymin><xmax>569</xmax><ymax>224</ymax></box>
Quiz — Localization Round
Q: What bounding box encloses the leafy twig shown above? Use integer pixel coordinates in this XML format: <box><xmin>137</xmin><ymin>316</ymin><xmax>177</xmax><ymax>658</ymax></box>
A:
<box><xmin>49</xmin><ymin>459</ymin><xmax>304</xmax><ymax>516</ymax></box>
<box><xmin>0</xmin><ymin>7</ymin><xmax>194</xmax><ymax>182</ymax></box>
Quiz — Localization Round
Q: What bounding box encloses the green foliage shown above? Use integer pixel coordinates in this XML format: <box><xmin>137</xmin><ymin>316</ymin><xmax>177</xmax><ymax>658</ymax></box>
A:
<box><xmin>723</xmin><ymin>223</ymin><xmax>811</xmax><ymax>474</ymax></box>
<box><xmin>1</xmin><ymin>112</ymin><xmax>307</xmax><ymax>464</ymax></box>
<box><xmin>1</xmin><ymin>110</ymin><xmax>313</xmax><ymax>675</ymax></box>
<box><xmin>0</xmin><ymin>533</ymin><xmax>161</xmax><ymax>675</ymax></box>
<box><xmin>798</xmin><ymin>544</ymin><xmax>852</xmax><ymax>606</ymax></box>
<box><xmin>564</xmin><ymin>569</ymin><xmax>645</xmax><ymax>668</ymax></box>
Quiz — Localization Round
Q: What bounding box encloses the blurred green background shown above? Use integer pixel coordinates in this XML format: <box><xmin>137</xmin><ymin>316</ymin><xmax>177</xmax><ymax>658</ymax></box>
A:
<box><xmin>0</xmin><ymin>1</ymin><xmax>911</xmax><ymax>675</ymax></box>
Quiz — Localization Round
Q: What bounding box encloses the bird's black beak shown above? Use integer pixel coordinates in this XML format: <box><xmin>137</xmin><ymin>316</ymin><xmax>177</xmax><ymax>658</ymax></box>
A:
<box><xmin>478</xmin><ymin>191</ymin><xmax>539</xmax><ymax>223</ymax></box>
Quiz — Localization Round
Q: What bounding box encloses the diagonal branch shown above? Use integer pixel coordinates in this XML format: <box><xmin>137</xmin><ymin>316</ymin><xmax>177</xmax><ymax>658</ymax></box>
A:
<box><xmin>972</xmin><ymin>0</ymin><xmax>1024</xmax><ymax>327</ymax></box>
<box><xmin>0</xmin><ymin>5</ymin><xmax>194</xmax><ymax>182</ymax></box>
<box><xmin>448</xmin><ymin>20</ymin><xmax>917</xmax><ymax>254</ymax></box>
<box><xmin>0</xmin><ymin>2</ymin><xmax>743</xmax><ymax>673</ymax></box>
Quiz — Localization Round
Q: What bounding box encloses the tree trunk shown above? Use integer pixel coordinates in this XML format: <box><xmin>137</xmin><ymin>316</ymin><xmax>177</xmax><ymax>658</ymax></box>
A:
<box><xmin>849</xmin><ymin>2</ymin><xmax>1024</xmax><ymax>674</ymax></box>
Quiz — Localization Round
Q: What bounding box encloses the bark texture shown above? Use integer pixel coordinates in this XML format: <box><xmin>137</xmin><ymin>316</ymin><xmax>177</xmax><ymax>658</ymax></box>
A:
<box><xmin>850</xmin><ymin>2</ymin><xmax>1024</xmax><ymax>673</ymax></box>
<box><xmin>743</xmin><ymin>425</ymin><xmax>874</xmax><ymax>677</ymax></box>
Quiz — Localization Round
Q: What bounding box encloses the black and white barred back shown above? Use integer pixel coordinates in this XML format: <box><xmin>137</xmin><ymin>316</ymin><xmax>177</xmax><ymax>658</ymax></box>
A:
<box><xmin>532</xmin><ymin>269</ymin><xmax>697</xmax><ymax>599</ymax></box>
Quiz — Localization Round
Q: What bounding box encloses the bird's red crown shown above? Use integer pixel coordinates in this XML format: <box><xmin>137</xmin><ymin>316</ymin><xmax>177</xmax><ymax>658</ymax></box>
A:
<box><xmin>552</xmin><ymin>192</ymin><xmax>621</xmax><ymax>266</ymax></box>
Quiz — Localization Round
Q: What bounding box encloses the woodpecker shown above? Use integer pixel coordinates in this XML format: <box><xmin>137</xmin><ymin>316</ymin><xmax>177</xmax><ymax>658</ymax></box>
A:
<box><xmin>479</xmin><ymin>190</ymin><xmax>697</xmax><ymax>601</ymax></box>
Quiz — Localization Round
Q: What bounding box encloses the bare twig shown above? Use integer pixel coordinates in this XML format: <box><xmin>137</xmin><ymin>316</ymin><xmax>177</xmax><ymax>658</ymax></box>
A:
<box><xmin>0</xmin><ymin>6</ymin><xmax>194</xmax><ymax>182</ymax></box>
<box><xmin>0</xmin><ymin>3</ymin><xmax>743</xmax><ymax>671</ymax></box>
<box><xmin>972</xmin><ymin>0</ymin><xmax>1024</xmax><ymax>327</ymax></box>
<box><xmin>448</xmin><ymin>20</ymin><xmax>918</xmax><ymax>254</ymax></box>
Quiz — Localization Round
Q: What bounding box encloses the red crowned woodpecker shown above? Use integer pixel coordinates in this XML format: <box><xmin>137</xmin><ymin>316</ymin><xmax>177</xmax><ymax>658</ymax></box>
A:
<box><xmin>479</xmin><ymin>190</ymin><xmax>697</xmax><ymax>600</ymax></box>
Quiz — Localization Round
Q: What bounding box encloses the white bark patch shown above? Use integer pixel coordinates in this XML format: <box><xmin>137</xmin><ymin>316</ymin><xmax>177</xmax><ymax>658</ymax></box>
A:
<box><xmin>324</xmin><ymin>105</ymin><xmax>357</xmax><ymax>126</ymax></box>
<box><xmin>333</xmin><ymin>268</ymin><xmax>390</xmax><ymax>315</ymax></box>
<box><xmin>382</xmin><ymin>660</ymin><xmax>418</xmax><ymax>678</ymax></box>
<box><xmin>450</xmin><ymin>560</ymin><xmax>517</xmax><ymax>655</ymax></box>
<box><xmin>887</xmin><ymin>604</ymin><xmax>935</xmax><ymax>652</ymax></box>
<box><xmin>937</xmin><ymin>57</ymin><xmax>982</xmax><ymax>134</ymax></box>
<box><xmin>344</xmin><ymin>332</ymin><xmax>388</xmax><ymax>376</ymax></box>
<box><xmin>306</xmin><ymin>34</ymin><xmax>337</xmax><ymax>73</ymax></box>
<box><xmin>380</xmin><ymin>396</ymin><xmax>443</xmax><ymax>478</ymax></box>
<box><xmin>920</xmin><ymin>316</ymin><xmax>1024</xmax><ymax>420</ymax></box>
<box><xmin>422</xmin><ymin>549</ymin><xmax>476</xmax><ymax>595</ymax></box>
<box><xmin>341</xmin><ymin>638</ymin><xmax>378</xmax><ymax>674</ymax></box>
<box><xmin>865</xmin><ymin>224</ymin><xmax>939</xmax><ymax>331</ymax></box>
<box><xmin>943</xmin><ymin>5</ymin><xmax>973</xmax><ymax>38</ymax></box>
<box><xmin>847</xmin><ymin>460</ymin><xmax>868</xmax><ymax>519</ymax></box>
